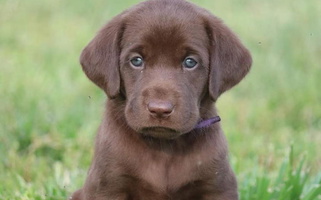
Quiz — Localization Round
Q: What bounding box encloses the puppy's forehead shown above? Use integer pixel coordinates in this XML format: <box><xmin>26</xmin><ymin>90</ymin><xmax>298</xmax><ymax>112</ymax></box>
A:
<box><xmin>121</xmin><ymin>4</ymin><xmax>208</xmax><ymax>59</ymax></box>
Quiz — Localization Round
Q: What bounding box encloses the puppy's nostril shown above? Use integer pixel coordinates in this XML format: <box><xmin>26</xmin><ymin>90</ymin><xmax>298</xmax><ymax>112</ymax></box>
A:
<box><xmin>147</xmin><ymin>101</ymin><xmax>174</xmax><ymax>118</ymax></box>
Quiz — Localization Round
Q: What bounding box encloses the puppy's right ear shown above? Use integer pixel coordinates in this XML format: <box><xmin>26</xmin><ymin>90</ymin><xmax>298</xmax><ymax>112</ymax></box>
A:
<box><xmin>204</xmin><ymin>15</ymin><xmax>252</xmax><ymax>101</ymax></box>
<box><xmin>80</xmin><ymin>14</ymin><xmax>126</xmax><ymax>98</ymax></box>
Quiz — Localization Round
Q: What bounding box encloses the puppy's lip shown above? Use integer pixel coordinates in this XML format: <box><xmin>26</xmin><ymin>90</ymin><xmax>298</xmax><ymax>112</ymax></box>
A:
<box><xmin>140</xmin><ymin>126</ymin><xmax>181</xmax><ymax>140</ymax></box>
<box><xmin>142</xmin><ymin>126</ymin><xmax>177</xmax><ymax>132</ymax></box>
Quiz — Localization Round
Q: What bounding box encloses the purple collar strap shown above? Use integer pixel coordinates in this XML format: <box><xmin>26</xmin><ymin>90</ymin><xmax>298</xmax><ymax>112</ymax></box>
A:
<box><xmin>194</xmin><ymin>116</ymin><xmax>221</xmax><ymax>129</ymax></box>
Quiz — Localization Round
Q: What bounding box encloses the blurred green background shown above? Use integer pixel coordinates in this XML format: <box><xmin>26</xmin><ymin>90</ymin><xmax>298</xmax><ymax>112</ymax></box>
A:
<box><xmin>0</xmin><ymin>0</ymin><xmax>320</xmax><ymax>199</ymax></box>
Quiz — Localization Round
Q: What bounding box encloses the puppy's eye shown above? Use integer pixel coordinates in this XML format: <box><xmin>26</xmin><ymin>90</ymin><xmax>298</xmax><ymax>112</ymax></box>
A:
<box><xmin>130</xmin><ymin>56</ymin><xmax>144</xmax><ymax>67</ymax></box>
<box><xmin>183</xmin><ymin>58</ymin><xmax>198</xmax><ymax>69</ymax></box>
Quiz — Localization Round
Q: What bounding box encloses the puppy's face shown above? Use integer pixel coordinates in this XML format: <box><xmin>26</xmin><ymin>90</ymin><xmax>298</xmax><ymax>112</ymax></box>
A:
<box><xmin>80</xmin><ymin>0</ymin><xmax>252</xmax><ymax>140</ymax></box>
<box><xmin>120</xmin><ymin>15</ymin><xmax>210</xmax><ymax>139</ymax></box>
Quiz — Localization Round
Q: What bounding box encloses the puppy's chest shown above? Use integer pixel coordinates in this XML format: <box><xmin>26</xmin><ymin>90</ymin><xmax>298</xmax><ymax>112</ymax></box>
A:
<box><xmin>136</xmin><ymin>153</ymin><xmax>205</xmax><ymax>192</ymax></box>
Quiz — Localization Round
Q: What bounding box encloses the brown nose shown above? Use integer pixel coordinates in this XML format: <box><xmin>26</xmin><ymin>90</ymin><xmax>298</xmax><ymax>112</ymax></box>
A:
<box><xmin>147</xmin><ymin>101</ymin><xmax>174</xmax><ymax>118</ymax></box>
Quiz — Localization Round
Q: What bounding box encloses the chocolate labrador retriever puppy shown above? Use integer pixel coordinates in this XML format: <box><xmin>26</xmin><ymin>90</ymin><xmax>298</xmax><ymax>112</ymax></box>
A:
<box><xmin>71</xmin><ymin>0</ymin><xmax>251</xmax><ymax>199</ymax></box>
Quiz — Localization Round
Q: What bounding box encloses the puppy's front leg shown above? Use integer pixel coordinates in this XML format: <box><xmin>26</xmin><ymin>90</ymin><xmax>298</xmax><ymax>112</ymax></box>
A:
<box><xmin>204</xmin><ymin>191</ymin><xmax>238</xmax><ymax>200</ymax></box>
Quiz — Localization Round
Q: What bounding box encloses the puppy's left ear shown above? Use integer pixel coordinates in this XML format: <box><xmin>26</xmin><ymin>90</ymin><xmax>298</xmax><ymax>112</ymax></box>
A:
<box><xmin>80</xmin><ymin>13</ymin><xmax>127</xmax><ymax>98</ymax></box>
<box><xmin>205</xmin><ymin>16</ymin><xmax>252</xmax><ymax>101</ymax></box>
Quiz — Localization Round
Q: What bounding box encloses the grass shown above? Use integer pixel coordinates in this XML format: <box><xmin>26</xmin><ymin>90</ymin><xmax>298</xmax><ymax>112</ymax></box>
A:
<box><xmin>239</xmin><ymin>146</ymin><xmax>321</xmax><ymax>200</ymax></box>
<box><xmin>0</xmin><ymin>0</ymin><xmax>320</xmax><ymax>199</ymax></box>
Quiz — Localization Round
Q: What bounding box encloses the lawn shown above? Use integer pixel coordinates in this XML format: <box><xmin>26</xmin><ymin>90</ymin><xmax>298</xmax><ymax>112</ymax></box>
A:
<box><xmin>0</xmin><ymin>0</ymin><xmax>320</xmax><ymax>199</ymax></box>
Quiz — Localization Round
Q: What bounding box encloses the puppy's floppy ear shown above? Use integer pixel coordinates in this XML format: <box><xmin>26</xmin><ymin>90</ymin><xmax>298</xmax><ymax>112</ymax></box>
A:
<box><xmin>205</xmin><ymin>16</ymin><xmax>252</xmax><ymax>101</ymax></box>
<box><xmin>80</xmin><ymin>14</ymin><xmax>126</xmax><ymax>98</ymax></box>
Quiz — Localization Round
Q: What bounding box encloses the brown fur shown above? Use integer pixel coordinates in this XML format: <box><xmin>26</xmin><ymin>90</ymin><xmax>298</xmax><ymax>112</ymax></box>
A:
<box><xmin>71</xmin><ymin>0</ymin><xmax>252</xmax><ymax>199</ymax></box>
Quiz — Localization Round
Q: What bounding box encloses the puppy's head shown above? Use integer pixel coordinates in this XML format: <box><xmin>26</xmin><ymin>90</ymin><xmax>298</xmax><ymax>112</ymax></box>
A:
<box><xmin>80</xmin><ymin>0</ymin><xmax>252</xmax><ymax>140</ymax></box>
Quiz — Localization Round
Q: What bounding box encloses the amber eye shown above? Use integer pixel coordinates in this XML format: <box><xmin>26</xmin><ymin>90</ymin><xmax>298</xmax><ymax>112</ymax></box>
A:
<box><xmin>183</xmin><ymin>57</ymin><xmax>198</xmax><ymax>69</ymax></box>
<box><xmin>130</xmin><ymin>56</ymin><xmax>144</xmax><ymax>67</ymax></box>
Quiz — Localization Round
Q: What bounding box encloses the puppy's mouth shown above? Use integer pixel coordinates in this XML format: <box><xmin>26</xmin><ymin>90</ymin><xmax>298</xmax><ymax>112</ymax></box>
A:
<box><xmin>140</xmin><ymin>127</ymin><xmax>181</xmax><ymax>140</ymax></box>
